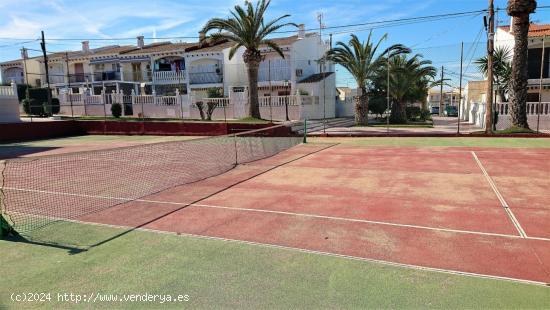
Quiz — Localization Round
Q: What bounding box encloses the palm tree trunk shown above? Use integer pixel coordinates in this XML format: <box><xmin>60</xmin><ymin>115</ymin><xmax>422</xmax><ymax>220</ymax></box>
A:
<box><xmin>389</xmin><ymin>101</ymin><xmax>407</xmax><ymax>124</ymax></box>
<box><xmin>246</xmin><ymin>62</ymin><xmax>261</xmax><ymax>119</ymax></box>
<box><xmin>509</xmin><ymin>13</ymin><xmax>530</xmax><ymax>129</ymax></box>
<box><xmin>354</xmin><ymin>87</ymin><xmax>368</xmax><ymax>125</ymax></box>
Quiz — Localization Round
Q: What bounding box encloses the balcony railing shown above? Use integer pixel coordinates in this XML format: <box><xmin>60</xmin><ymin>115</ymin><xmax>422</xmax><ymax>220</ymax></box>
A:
<box><xmin>69</xmin><ymin>73</ymin><xmax>92</xmax><ymax>83</ymax></box>
<box><xmin>154</xmin><ymin>70</ymin><xmax>186</xmax><ymax>83</ymax></box>
<box><xmin>94</xmin><ymin>71</ymin><xmax>121</xmax><ymax>82</ymax></box>
<box><xmin>258</xmin><ymin>66</ymin><xmax>291</xmax><ymax>82</ymax></box>
<box><xmin>189</xmin><ymin>72</ymin><xmax>222</xmax><ymax>85</ymax></box>
<box><xmin>123</xmin><ymin>71</ymin><xmax>152</xmax><ymax>82</ymax></box>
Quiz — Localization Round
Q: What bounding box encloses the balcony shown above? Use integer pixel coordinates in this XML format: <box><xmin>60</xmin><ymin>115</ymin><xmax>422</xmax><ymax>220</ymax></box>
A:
<box><xmin>69</xmin><ymin>73</ymin><xmax>92</xmax><ymax>83</ymax></box>
<box><xmin>258</xmin><ymin>65</ymin><xmax>291</xmax><ymax>82</ymax></box>
<box><xmin>123</xmin><ymin>71</ymin><xmax>152</xmax><ymax>82</ymax></box>
<box><xmin>189</xmin><ymin>72</ymin><xmax>223</xmax><ymax>85</ymax></box>
<box><xmin>94</xmin><ymin>71</ymin><xmax>121</xmax><ymax>82</ymax></box>
<box><xmin>154</xmin><ymin>70</ymin><xmax>186</xmax><ymax>84</ymax></box>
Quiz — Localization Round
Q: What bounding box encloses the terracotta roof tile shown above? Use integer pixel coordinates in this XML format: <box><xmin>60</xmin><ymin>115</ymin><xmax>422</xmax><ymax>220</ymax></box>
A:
<box><xmin>121</xmin><ymin>42</ymin><xmax>196</xmax><ymax>55</ymax></box>
<box><xmin>499</xmin><ymin>23</ymin><xmax>550</xmax><ymax>37</ymax></box>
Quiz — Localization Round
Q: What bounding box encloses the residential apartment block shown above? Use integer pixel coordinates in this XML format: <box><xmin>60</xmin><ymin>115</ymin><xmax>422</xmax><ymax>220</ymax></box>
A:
<box><xmin>0</xmin><ymin>25</ymin><xmax>336</xmax><ymax>120</ymax></box>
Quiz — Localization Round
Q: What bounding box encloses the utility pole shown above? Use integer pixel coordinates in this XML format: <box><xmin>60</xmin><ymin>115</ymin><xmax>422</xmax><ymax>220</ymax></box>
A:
<box><xmin>439</xmin><ymin>66</ymin><xmax>444</xmax><ymax>117</ymax></box>
<box><xmin>40</xmin><ymin>30</ymin><xmax>52</xmax><ymax>108</ymax></box>
<box><xmin>537</xmin><ymin>35</ymin><xmax>546</xmax><ymax>133</ymax></box>
<box><xmin>65</xmin><ymin>52</ymin><xmax>74</xmax><ymax>118</ymax></box>
<box><xmin>318</xmin><ymin>12</ymin><xmax>326</xmax><ymax>133</ymax></box>
<box><xmin>458</xmin><ymin>42</ymin><xmax>464</xmax><ymax>134</ymax></box>
<box><xmin>485</xmin><ymin>0</ymin><xmax>495</xmax><ymax>133</ymax></box>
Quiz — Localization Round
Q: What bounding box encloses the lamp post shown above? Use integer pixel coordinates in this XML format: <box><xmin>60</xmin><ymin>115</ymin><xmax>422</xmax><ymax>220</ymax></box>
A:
<box><xmin>283</xmin><ymin>79</ymin><xmax>290</xmax><ymax>121</ymax></box>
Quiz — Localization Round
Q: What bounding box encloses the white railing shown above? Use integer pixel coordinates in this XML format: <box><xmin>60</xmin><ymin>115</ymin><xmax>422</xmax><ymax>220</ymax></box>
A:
<box><xmin>258</xmin><ymin>95</ymin><xmax>298</xmax><ymax>107</ymax></box>
<box><xmin>154</xmin><ymin>71</ymin><xmax>186</xmax><ymax>83</ymax></box>
<box><xmin>201</xmin><ymin>97</ymin><xmax>230</xmax><ymax>107</ymax></box>
<box><xmin>497</xmin><ymin>102</ymin><xmax>550</xmax><ymax>115</ymax></box>
<box><xmin>258</xmin><ymin>66</ymin><xmax>291</xmax><ymax>82</ymax></box>
<box><xmin>0</xmin><ymin>84</ymin><xmax>16</xmax><ymax>98</ymax></box>
<box><xmin>84</xmin><ymin>95</ymin><xmax>103</xmax><ymax>105</ymax></box>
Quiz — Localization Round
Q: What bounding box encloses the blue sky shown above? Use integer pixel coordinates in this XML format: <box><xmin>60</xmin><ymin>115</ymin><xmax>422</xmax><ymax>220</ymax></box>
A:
<box><xmin>0</xmin><ymin>0</ymin><xmax>549</xmax><ymax>87</ymax></box>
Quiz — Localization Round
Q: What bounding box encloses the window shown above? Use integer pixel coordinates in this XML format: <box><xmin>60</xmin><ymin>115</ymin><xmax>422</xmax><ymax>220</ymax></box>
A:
<box><xmin>296</xmin><ymin>69</ymin><xmax>303</xmax><ymax>77</ymax></box>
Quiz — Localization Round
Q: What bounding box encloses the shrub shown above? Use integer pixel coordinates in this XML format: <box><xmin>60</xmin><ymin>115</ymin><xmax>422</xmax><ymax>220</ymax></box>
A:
<box><xmin>27</xmin><ymin>88</ymin><xmax>49</xmax><ymax>104</ymax></box>
<box><xmin>42</xmin><ymin>98</ymin><xmax>60</xmax><ymax>117</ymax></box>
<box><xmin>22</xmin><ymin>98</ymin><xmax>42</xmax><ymax>115</ymax></box>
<box><xmin>298</xmin><ymin>89</ymin><xmax>309</xmax><ymax>96</ymax></box>
<box><xmin>368</xmin><ymin>96</ymin><xmax>387</xmax><ymax>118</ymax></box>
<box><xmin>419</xmin><ymin>109</ymin><xmax>431</xmax><ymax>121</ymax></box>
<box><xmin>16</xmin><ymin>84</ymin><xmax>30</xmax><ymax>102</ymax></box>
<box><xmin>111</xmin><ymin>102</ymin><xmax>122</xmax><ymax>118</ymax></box>
<box><xmin>206</xmin><ymin>88</ymin><xmax>223</xmax><ymax>98</ymax></box>
<box><xmin>406</xmin><ymin>106</ymin><xmax>422</xmax><ymax>121</ymax></box>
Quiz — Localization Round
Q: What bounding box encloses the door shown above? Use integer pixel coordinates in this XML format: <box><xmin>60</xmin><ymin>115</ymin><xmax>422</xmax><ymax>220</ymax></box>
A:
<box><xmin>74</xmin><ymin>63</ymin><xmax>84</xmax><ymax>82</ymax></box>
<box><xmin>132</xmin><ymin>63</ymin><xmax>142</xmax><ymax>81</ymax></box>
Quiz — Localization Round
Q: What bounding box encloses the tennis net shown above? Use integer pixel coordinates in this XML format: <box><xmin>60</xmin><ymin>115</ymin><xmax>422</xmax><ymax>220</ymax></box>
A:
<box><xmin>0</xmin><ymin>123</ymin><xmax>303</xmax><ymax>235</ymax></box>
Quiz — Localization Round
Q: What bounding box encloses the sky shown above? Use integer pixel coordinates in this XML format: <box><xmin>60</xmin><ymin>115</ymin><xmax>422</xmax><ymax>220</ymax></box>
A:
<box><xmin>0</xmin><ymin>0</ymin><xmax>549</xmax><ymax>87</ymax></box>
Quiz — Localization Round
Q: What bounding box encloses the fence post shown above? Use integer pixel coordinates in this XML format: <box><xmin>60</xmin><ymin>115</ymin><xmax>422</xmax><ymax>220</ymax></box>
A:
<box><xmin>176</xmin><ymin>88</ymin><xmax>183</xmax><ymax>120</ymax></box>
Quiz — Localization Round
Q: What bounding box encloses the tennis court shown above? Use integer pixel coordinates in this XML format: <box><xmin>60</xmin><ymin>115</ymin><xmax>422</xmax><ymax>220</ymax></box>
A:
<box><xmin>3</xmin><ymin>130</ymin><xmax>549</xmax><ymax>285</ymax></box>
<box><xmin>1</xmin><ymin>131</ymin><xmax>550</xmax><ymax>308</ymax></box>
<box><xmin>65</xmin><ymin>140</ymin><xmax>549</xmax><ymax>285</ymax></box>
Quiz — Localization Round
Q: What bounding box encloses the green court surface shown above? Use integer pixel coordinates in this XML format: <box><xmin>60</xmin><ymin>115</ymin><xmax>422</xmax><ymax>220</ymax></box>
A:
<box><xmin>310</xmin><ymin>136</ymin><xmax>550</xmax><ymax>148</ymax></box>
<box><xmin>0</xmin><ymin>221</ymin><xmax>549</xmax><ymax>309</ymax></box>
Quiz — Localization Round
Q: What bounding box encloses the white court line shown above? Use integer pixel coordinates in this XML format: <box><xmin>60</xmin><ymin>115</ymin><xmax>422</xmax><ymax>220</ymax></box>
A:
<box><xmin>471</xmin><ymin>151</ymin><xmax>527</xmax><ymax>238</ymax></box>
<box><xmin>52</xmin><ymin>218</ymin><xmax>550</xmax><ymax>287</ymax></box>
<box><xmin>5</xmin><ymin>186</ymin><xmax>550</xmax><ymax>242</ymax></box>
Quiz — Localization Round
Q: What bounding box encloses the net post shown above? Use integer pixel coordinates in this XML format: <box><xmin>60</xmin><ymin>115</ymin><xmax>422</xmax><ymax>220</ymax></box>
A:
<box><xmin>303</xmin><ymin>119</ymin><xmax>307</xmax><ymax>143</ymax></box>
<box><xmin>0</xmin><ymin>159</ymin><xmax>13</xmax><ymax>239</ymax></box>
<box><xmin>0</xmin><ymin>214</ymin><xmax>13</xmax><ymax>239</ymax></box>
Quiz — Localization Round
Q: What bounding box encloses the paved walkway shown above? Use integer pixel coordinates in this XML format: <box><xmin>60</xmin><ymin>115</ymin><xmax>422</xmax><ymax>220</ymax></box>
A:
<box><xmin>309</xmin><ymin>117</ymin><xmax>482</xmax><ymax>136</ymax></box>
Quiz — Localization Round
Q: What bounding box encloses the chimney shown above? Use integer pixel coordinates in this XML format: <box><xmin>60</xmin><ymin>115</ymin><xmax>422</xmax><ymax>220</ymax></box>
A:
<box><xmin>137</xmin><ymin>36</ymin><xmax>145</xmax><ymax>48</ymax></box>
<box><xmin>20</xmin><ymin>48</ymin><xmax>28</xmax><ymax>59</ymax></box>
<box><xmin>298</xmin><ymin>24</ymin><xmax>305</xmax><ymax>39</ymax></box>
<box><xmin>82</xmin><ymin>41</ymin><xmax>90</xmax><ymax>53</ymax></box>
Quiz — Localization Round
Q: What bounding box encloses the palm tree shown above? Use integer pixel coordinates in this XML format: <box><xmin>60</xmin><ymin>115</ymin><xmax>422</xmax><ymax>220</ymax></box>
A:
<box><xmin>326</xmin><ymin>33</ymin><xmax>408</xmax><ymax>125</ymax></box>
<box><xmin>475</xmin><ymin>46</ymin><xmax>513</xmax><ymax>102</ymax></box>
<box><xmin>507</xmin><ymin>0</ymin><xmax>537</xmax><ymax>129</ymax></box>
<box><xmin>385</xmin><ymin>54</ymin><xmax>437</xmax><ymax>123</ymax></box>
<box><xmin>201</xmin><ymin>0</ymin><xmax>297</xmax><ymax>118</ymax></box>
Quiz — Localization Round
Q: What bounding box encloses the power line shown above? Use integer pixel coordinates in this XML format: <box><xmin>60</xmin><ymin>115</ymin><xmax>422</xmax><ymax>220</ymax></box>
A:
<box><xmin>0</xmin><ymin>8</ymin><xmax>489</xmax><ymax>42</ymax></box>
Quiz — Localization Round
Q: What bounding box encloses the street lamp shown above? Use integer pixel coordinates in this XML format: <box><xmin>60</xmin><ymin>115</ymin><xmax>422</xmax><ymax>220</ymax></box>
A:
<box><xmin>283</xmin><ymin>79</ymin><xmax>290</xmax><ymax>121</ymax></box>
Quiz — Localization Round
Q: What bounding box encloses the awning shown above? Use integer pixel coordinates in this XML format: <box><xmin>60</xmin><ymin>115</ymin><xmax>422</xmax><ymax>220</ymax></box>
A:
<box><xmin>119</xmin><ymin>56</ymin><xmax>151</xmax><ymax>63</ymax></box>
<box><xmin>90</xmin><ymin>57</ymin><xmax>119</xmax><ymax>65</ymax></box>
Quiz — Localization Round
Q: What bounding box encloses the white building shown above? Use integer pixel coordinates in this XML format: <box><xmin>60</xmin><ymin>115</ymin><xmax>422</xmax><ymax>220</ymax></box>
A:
<box><xmin>0</xmin><ymin>25</ymin><xmax>336</xmax><ymax>120</ymax></box>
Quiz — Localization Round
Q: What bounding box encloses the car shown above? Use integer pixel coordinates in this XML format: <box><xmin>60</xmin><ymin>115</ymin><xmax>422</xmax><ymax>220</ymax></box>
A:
<box><xmin>430</xmin><ymin>106</ymin><xmax>439</xmax><ymax>115</ymax></box>
<box><xmin>444</xmin><ymin>106</ymin><xmax>458</xmax><ymax>117</ymax></box>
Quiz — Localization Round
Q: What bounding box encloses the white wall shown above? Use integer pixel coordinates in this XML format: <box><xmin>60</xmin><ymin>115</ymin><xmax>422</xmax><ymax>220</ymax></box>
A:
<box><xmin>0</xmin><ymin>84</ymin><xmax>20</xmax><ymax>123</ymax></box>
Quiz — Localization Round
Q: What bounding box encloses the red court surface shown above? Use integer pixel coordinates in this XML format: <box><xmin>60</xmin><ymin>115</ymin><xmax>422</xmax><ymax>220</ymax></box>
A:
<box><xmin>78</xmin><ymin>143</ymin><xmax>550</xmax><ymax>284</ymax></box>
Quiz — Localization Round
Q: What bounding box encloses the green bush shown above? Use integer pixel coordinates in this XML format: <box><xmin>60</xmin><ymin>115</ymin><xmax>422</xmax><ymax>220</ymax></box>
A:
<box><xmin>419</xmin><ymin>109</ymin><xmax>432</xmax><ymax>121</ymax></box>
<box><xmin>368</xmin><ymin>97</ymin><xmax>387</xmax><ymax>118</ymax></box>
<box><xmin>17</xmin><ymin>84</ymin><xmax>30</xmax><ymax>102</ymax></box>
<box><xmin>206</xmin><ymin>87</ymin><xmax>223</xmax><ymax>98</ymax></box>
<box><xmin>22</xmin><ymin>98</ymin><xmax>43</xmax><ymax>115</ymax></box>
<box><xmin>111</xmin><ymin>102</ymin><xmax>122</xmax><ymax>118</ymax></box>
<box><xmin>406</xmin><ymin>106</ymin><xmax>422</xmax><ymax>120</ymax></box>
<box><xmin>27</xmin><ymin>88</ymin><xmax>49</xmax><ymax>104</ymax></box>
<box><xmin>42</xmin><ymin>98</ymin><xmax>60</xmax><ymax>116</ymax></box>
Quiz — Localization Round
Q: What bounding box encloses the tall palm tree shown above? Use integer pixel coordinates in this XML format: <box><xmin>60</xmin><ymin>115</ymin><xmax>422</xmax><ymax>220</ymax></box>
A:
<box><xmin>475</xmin><ymin>46</ymin><xmax>513</xmax><ymax>102</ymax></box>
<box><xmin>507</xmin><ymin>0</ymin><xmax>537</xmax><ymax>129</ymax></box>
<box><xmin>202</xmin><ymin>0</ymin><xmax>297</xmax><ymax>118</ymax></box>
<box><xmin>326</xmin><ymin>33</ymin><xmax>408</xmax><ymax>125</ymax></box>
<box><xmin>385</xmin><ymin>54</ymin><xmax>437</xmax><ymax>123</ymax></box>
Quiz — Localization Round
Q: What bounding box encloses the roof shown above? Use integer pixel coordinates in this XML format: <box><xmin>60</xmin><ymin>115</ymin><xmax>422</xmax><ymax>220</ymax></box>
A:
<box><xmin>121</xmin><ymin>42</ymin><xmax>195</xmax><ymax>55</ymax></box>
<box><xmin>499</xmin><ymin>23</ymin><xmax>550</xmax><ymax>37</ymax></box>
<box><xmin>91</xmin><ymin>45</ymin><xmax>135</xmax><ymax>56</ymax></box>
<box><xmin>298</xmin><ymin>72</ymin><xmax>334</xmax><ymax>84</ymax></box>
